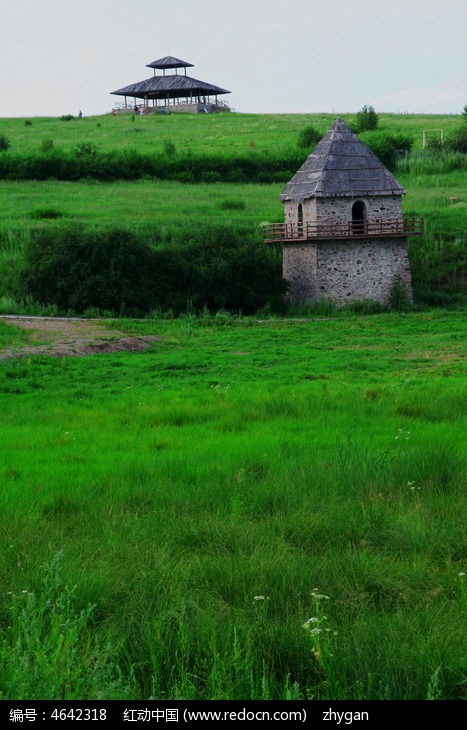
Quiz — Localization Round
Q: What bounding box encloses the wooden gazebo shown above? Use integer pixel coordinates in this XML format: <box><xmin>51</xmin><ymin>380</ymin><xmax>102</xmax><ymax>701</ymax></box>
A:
<box><xmin>111</xmin><ymin>56</ymin><xmax>231</xmax><ymax>113</ymax></box>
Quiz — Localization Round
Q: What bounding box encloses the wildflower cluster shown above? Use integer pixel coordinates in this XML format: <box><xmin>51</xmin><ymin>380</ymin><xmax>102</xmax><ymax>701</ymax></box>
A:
<box><xmin>395</xmin><ymin>428</ymin><xmax>411</xmax><ymax>441</ymax></box>
<box><xmin>210</xmin><ymin>383</ymin><xmax>230</xmax><ymax>395</ymax></box>
<box><xmin>302</xmin><ymin>589</ymin><xmax>331</xmax><ymax>663</ymax></box>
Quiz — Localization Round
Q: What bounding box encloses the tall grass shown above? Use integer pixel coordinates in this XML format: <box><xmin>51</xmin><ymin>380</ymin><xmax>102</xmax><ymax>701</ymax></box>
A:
<box><xmin>397</xmin><ymin>149</ymin><xmax>467</xmax><ymax>175</ymax></box>
<box><xmin>0</xmin><ymin>553</ymin><xmax>132</xmax><ymax>700</ymax></box>
<box><xmin>0</xmin><ymin>313</ymin><xmax>465</xmax><ymax>699</ymax></box>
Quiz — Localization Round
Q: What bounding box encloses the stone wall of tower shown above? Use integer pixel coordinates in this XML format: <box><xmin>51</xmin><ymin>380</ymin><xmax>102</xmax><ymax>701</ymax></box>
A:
<box><xmin>284</xmin><ymin>196</ymin><xmax>404</xmax><ymax>227</ymax></box>
<box><xmin>283</xmin><ymin>237</ymin><xmax>413</xmax><ymax>306</ymax></box>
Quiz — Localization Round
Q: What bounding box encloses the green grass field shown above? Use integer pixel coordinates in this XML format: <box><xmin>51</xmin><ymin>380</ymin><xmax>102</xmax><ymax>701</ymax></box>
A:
<box><xmin>0</xmin><ymin>111</ymin><xmax>462</xmax><ymax>157</ymax></box>
<box><xmin>0</xmin><ymin>179</ymin><xmax>282</xmax><ymax>234</ymax></box>
<box><xmin>0</xmin><ymin>171</ymin><xmax>464</xmax><ymax>234</ymax></box>
<box><xmin>0</xmin><ymin>111</ymin><xmax>465</xmax><ymax>700</ymax></box>
<box><xmin>0</xmin><ymin>311</ymin><xmax>465</xmax><ymax>700</ymax></box>
<box><xmin>0</xmin><ymin>111</ymin><xmax>465</xmax><ymax>310</ymax></box>
<box><xmin>0</xmin><ymin>111</ymin><xmax>465</xmax><ymax>309</ymax></box>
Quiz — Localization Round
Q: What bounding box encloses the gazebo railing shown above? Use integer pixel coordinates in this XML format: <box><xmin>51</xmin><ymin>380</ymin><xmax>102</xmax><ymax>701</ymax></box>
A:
<box><xmin>263</xmin><ymin>216</ymin><xmax>424</xmax><ymax>243</ymax></box>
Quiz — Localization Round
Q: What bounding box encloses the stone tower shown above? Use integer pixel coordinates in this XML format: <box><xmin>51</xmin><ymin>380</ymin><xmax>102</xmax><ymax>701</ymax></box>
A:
<box><xmin>263</xmin><ymin>118</ymin><xmax>423</xmax><ymax>306</ymax></box>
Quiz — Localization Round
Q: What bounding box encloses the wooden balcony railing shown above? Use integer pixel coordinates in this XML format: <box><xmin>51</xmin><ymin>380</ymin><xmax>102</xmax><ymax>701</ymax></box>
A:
<box><xmin>263</xmin><ymin>216</ymin><xmax>424</xmax><ymax>243</ymax></box>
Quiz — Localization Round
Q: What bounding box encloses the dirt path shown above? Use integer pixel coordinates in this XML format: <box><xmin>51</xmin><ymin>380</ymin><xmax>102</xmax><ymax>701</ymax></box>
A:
<box><xmin>0</xmin><ymin>316</ymin><xmax>160</xmax><ymax>359</ymax></box>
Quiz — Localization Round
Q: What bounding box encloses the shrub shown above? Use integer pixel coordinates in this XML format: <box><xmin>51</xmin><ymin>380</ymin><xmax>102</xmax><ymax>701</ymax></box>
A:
<box><xmin>360</xmin><ymin>131</ymin><xmax>413</xmax><ymax>170</ymax></box>
<box><xmin>19</xmin><ymin>224</ymin><xmax>287</xmax><ymax>315</ymax></box>
<box><xmin>0</xmin><ymin>148</ymin><xmax>305</xmax><ymax>183</ymax></box>
<box><xmin>152</xmin><ymin>225</ymin><xmax>287</xmax><ymax>314</ymax></box>
<box><xmin>30</xmin><ymin>208</ymin><xmax>64</xmax><ymax>220</ymax></box>
<box><xmin>446</xmin><ymin>125</ymin><xmax>467</xmax><ymax>154</ymax></box>
<box><xmin>74</xmin><ymin>142</ymin><xmax>98</xmax><ymax>157</ymax></box>
<box><xmin>354</xmin><ymin>105</ymin><xmax>379</xmax><ymax>132</ymax></box>
<box><xmin>386</xmin><ymin>273</ymin><xmax>411</xmax><ymax>311</ymax></box>
<box><xmin>20</xmin><ymin>225</ymin><xmax>157</xmax><ymax>314</ymax></box>
<box><xmin>219</xmin><ymin>199</ymin><xmax>246</xmax><ymax>210</ymax></box>
<box><xmin>163</xmin><ymin>139</ymin><xmax>176</xmax><ymax>157</ymax></box>
<box><xmin>0</xmin><ymin>135</ymin><xmax>10</xmax><ymax>151</ymax></box>
<box><xmin>297</xmin><ymin>124</ymin><xmax>322</xmax><ymax>149</ymax></box>
<box><xmin>40</xmin><ymin>138</ymin><xmax>54</xmax><ymax>153</ymax></box>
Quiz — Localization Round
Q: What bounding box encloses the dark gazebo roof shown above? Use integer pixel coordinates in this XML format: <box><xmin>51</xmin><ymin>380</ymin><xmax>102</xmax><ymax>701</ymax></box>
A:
<box><xmin>111</xmin><ymin>74</ymin><xmax>230</xmax><ymax>101</ymax></box>
<box><xmin>146</xmin><ymin>56</ymin><xmax>194</xmax><ymax>70</ymax></box>
<box><xmin>280</xmin><ymin>118</ymin><xmax>406</xmax><ymax>201</ymax></box>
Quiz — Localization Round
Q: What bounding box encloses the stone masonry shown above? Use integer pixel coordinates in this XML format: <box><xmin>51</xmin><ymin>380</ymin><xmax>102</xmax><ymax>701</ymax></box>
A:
<box><xmin>283</xmin><ymin>237</ymin><xmax>413</xmax><ymax>305</ymax></box>
<box><xmin>284</xmin><ymin>196</ymin><xmax>403</xmax><ymax>228</ymax></box>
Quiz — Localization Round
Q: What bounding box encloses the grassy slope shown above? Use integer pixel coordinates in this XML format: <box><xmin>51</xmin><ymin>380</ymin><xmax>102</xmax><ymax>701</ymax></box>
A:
<box><xmin>0</xmin><ymin>112</ymin><xmax>465</xmax><ymax>299</ymax></box>
<box><xmin>0</xmin><ymin>180</ymin><xmax>283</xmax><ymax>234</ymax></box>
<box><xmin>0</xmin><ymin>111</ymin><xmax>462</xmax><ymax>156</ymax></box>
<box><xmin>0</xmin><ymin>111</ymin><xmax>464</xmax><ymax>235</ymax></box>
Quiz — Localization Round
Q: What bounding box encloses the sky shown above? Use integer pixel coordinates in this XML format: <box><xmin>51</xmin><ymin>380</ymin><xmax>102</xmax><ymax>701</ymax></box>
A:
<box><xmin>1</xmin><ymin>0</ymin><xmax>466</xmax><ymax>118</ymax></box>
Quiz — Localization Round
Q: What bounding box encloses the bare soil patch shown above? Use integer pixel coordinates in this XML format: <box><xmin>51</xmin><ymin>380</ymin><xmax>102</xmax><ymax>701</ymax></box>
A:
<box><xmin>0</xmin><ymin>316</ymin><xmax>160</xmax><ymax>359</ymax></box>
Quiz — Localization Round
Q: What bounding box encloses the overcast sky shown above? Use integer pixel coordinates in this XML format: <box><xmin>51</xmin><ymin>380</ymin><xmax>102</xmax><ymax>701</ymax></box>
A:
<box><xmin>1</xmin><ymin>0</ymin><xmax>466</xmax><ymax>117</ymax></box>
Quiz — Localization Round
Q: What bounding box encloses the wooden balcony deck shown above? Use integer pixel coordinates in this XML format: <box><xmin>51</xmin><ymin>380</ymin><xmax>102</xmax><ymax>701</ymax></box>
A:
<box><xmin>263</xmin><ymin>216</ymin><xmax>424</xmax><ymax>244</ymax></box>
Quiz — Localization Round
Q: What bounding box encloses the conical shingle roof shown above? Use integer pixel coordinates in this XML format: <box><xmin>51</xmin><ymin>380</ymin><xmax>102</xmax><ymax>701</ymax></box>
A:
<box><xmin>146</xmin><ymin>56</ymin><xmax>194</xmax><ymax>70</ymax></box>
<box><xmin>280</xmin><ymin>118</ymin><xmax>406</xmax><ymax>201</ymax></box>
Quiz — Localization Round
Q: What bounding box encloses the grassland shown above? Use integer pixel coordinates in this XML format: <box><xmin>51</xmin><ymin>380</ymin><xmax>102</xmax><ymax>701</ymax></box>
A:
<box><xmin>0</xmin><ymin>179</ymin><xmax>281</xmax><ymax>234</ymax></box>
<box><xmin>0</xmin><ymin>111</ymin><xmax>465</xmax><ymax>700</ymax></box>
<box><xmin>0</xmin><ymin>111</ymin><xmax>462</xmax><ymax>156</ymax></box>
<box><xmin>0</xmin><ymin>172</ymin><xmax>464</xmax><ymax>236</ymax></box>
<box><xmin>0</xmin><ymin>111</ymin><xmax>465</xmax><ymax>310</ymax></box>
<box><xmin>0</xmin><ymin>311</ymin><xmax>465</xmax><ymax>700</ymax></box>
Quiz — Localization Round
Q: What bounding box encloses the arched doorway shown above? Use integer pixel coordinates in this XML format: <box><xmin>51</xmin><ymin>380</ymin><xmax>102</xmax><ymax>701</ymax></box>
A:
<box><xmin>352</xmin><ymin>200</ymin><xmax>367</xmax><ymax>234</ymax></box>
<box><xmin>297</xmin><ymin>203</ymin><xmax>303</xmax><ymax>236</ymax></box>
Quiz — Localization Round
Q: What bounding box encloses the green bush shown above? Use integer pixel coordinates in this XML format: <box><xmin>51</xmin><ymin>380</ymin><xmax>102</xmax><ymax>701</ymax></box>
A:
<box><xmin>30</xmin><ymin>208</ymin><xmax>64</xmax><ymax>220</ymax></box>
<box><xmin>0</xmin><ymin>149</ymin><xmax>304</xmax><ymax>183</ymax></box>
<box><xmin>386</xmin><ymin>273</ymin><xmax>412</xmax><ymax>311</ymax></box>
<box><xmin>40</xmin><ymin>138</ymin><xmax>54</xmax><ymax>153</ymax></box>
<box><xmin>354</xmin><ymin>105</ymin><xmax>379</xmax><ymax>132</ymax></box>
<box><xmin>74</xmin><ymin>142</ymin><xmax>98</xmax><ymax>158</ymax></box>
<box><xmin>219</xmin><ymin>199</ymin><xmax>246</xmax><ymax>210</ymax></box>
<box><xmin>360</xmin><ymin>131</ymin><xmax>414</xmax><ymax>170</ymax></box>
<box><xmin>151</xmin><ymin>225</ymin><xmax>287</xmax><ymax>314</ymax></box>
<box><xmin>19</xmin><ymin>224</ymin><xmax>287</xmax><ymax>315</ymax></box>
<box><xmin>20</xmin><ymin>225</ymin><xmax>157</xmax><ymax>315</ymax></box>
<box><xmin>0</xmin><ymin>135</ymin><xmax>10</xmax><ymax>151</ymax></box>
<box><xmin>446</xmin><ymin>125</ymin><xmax>467</xmax><ymax>154</ymax></box>
<box><xmin>297</xmin><ymin>124</ymin><xmax>322</xmax><ymax>149</ymax></box>
<box><xmin>163</xmin><ymin>139</ymin><xmax>177</xmax><ymax>157</ymax></box>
